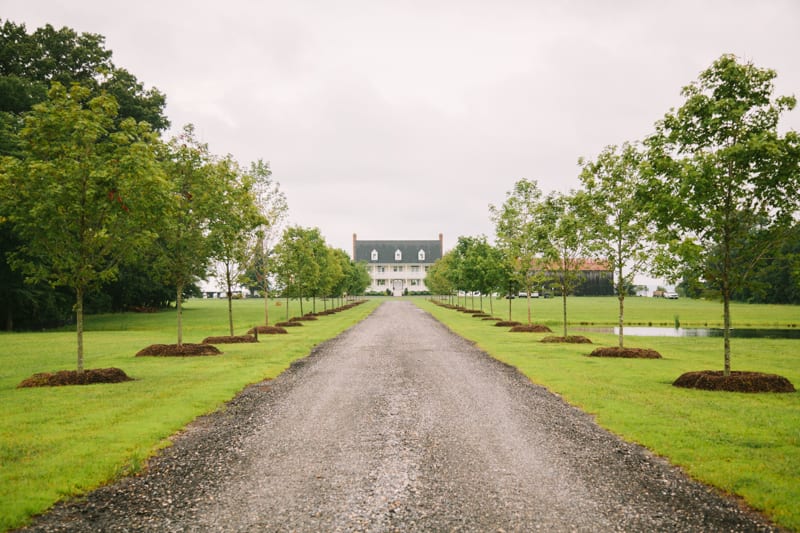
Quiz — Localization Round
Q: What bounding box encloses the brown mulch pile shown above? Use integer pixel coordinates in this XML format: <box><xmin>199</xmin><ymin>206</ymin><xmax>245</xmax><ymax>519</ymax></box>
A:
<box><xmin>541</xmin><ymin>335</ymin><xmax>593</xmax><ymax>344</ymax></box>
<box><xmin>291</xmin><ymin>316</ymin><xmax>318</xmax><ymax>321</ymax></box>
<box><xmin>275</xmin><ymin>321</ymin><xmax>303</xmax><ymax>327</ymax></box>
<box><xmin>201</xmin><ymin>335</ymin><xmax>257</xmax><ymax>344</ymax></box>
<box><xmin>18</xmin><ymin>367</ymin><xmax>133</xmax><ymax>388</ymax></box>
<box><xmin>509</xmin><ymin>324</ymin><xmax>553</xmax><ymax>333</ymax></box>
<box><xmin>136</xmin><ymin>344</ymin><xmax>222</xmax><ymax>357</ymax></box>
<box><xmin>589</xmin><ymin>347</ymin><xmax>662</xmax><ymax>359</ymax></box>
<box><xmin>247</xmin><ymin>326</ymin><xmax>288</xmax><ymax>335</ymax></box>
<box><xmin>495</xmin><ymin>321</ymin><xmax>522</xmax><ymax>327</ymax></box>
<box><xmin>673</xmin><ymin>370</ymin><xmax>796</xmax><ymax>393</ymax></box>
<box><xmin>472</xmin><ymin>313</ymin><xmax>490</xmax><ymax>318</ymax></box>
<box><xmin>482</xmin><ymin>317</ymin><xmax>502</xmax><ymax>321</ymax></box>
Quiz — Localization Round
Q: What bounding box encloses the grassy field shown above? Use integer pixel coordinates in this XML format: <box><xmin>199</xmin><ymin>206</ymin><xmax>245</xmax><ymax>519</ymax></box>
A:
<box><xmin>414</xmin><ymin>297</ymin><xmax>800</xmax><ymax>531</ymax></box>
<box><xmin>448</xmin><ymin>293</ymin><xmax>800</xmax><ymax>329</ymax></box>
<box><xmin>0</xmin><ymin>297</ymin><xmax>378</xmax><ymax>531</ymax></box>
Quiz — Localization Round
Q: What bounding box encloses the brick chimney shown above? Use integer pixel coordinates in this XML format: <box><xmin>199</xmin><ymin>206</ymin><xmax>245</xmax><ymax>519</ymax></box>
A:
<box><xmin>352</xmin><ymin>233</ymin><xmax>357</xmax><ymax>260</ymax></box>
<box><xmin>439</xmin><ymin>233</ymin><xmax>443</xmax><ymax>256</ymax></box>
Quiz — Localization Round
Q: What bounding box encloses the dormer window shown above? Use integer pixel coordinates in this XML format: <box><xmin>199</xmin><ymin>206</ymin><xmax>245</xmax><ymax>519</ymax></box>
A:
<box><xmin>395</xmin><ymin>249</ymin><xmax>402</xmax><ymax>261</ymax></box>
<box><xmin>370</xmin><ymin>249</ymin><xmax>378</xmax><ymax>261</ymax></box>
<box><xmin>418</xmin><ymin>249</ymin><xmax>426</xmax><ymax>261</ymax></box>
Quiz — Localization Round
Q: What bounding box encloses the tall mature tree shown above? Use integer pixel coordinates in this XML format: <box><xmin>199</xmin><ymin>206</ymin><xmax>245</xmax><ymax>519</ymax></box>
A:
<box><xmin>208</xmin><ymin>156</ymin><xmax>264</xmax><ymax>336</ymax></box>
<box><xmin>537</xmin><ymin>191</ymin><xmax>593</xmax><ymax>338</ymax></box>
<box><xmin>246</xmin><ymin>159</ymin><xmax>287</xmax><ymax>327</ymax></box>
<box><xmin>490</xmin><ymin>178</ymin><xmax>547</xmax><ymax>325</ymax></box>
<box><xmin>580</xmin><ymin>142</ymin><xmax>656</xmax><ymax>347</ymax></box>
<box><xmin>158</xmin><ymin>124</ymin><xmax>219</xmax><ymax>346</ymax></box>
<box><xmin>645</xmin><ymin>54</ymin><xmax>800</xmax><ymax>375</ymax></box>
<box><xmin>0</xmin><ymin>83</ymin><xmax>162</xmax><ymax>371</ymax></box>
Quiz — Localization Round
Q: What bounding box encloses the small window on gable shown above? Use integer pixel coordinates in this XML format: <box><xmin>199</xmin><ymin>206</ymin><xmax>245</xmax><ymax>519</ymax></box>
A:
<box><xmin>370</xmin><ymin>249</ymin><xmax>378</xmax><ymax>261</ymax></box>
<box><xmin>418</xmin><ymin>249</ymin><xmax>426</xmax><ymax>261</ymax></box>
<box><xmin>395</xmin><ymin>249</ymin><xmax>402</xmax><ymax>261</ymax></box>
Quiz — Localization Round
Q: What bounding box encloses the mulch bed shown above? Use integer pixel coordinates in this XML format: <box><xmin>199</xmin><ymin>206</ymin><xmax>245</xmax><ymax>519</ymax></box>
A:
<box><xmin>509</xmin><ymin>324</ymin><xmax>553</xmax><ymax>333</ymax></box>
<box><xmin>275</xmin><ymin>321</ymin><xmax>303</xmax><ymax>327</ymax></box>
<box><xmin>291</xmin><ymin>316</ymin><xmax>318</xmax><ymax>321</ymax></box>
<box><xmin>589</xmin><ymin>347</ymin><xmax>662</xmax><ymax>359</ymax></box>
<box><xmin>201</xmin><ymin>335</ymin><xmax>257</xmax><ymax>344</ymax></box>
<box><xmin>482</xmin><ymin>317</ymin><xmax>502</xmax><ymax>321</ymax></box>
<box><xmin>247</xmin><ymin>326</ymin><xmax>288</xmax><ymax>335</ymax></box>
<box><xmin>541</xmin><ymin>335</ymin><xmax>593</xmax><ymax>344</ymax></box>
<box><xmin>136</xmin><ymin>344</ymin><xmax>222</xmax><ymax>357</ymax></box>
<box><xmin>18</xmin><ymin>367</ymin><xmax>133</xmax><ymax>388</ymax></box>
<box><xmin>673</xmin><ymin>370</ymin><xmax>796</xmax><ymax>393</ymax></box>
<box><xmin>472</xmin><ymin>313</ymin><xmax>490</xmax><ymax>318</ymax></box>
<box><xmin>495</xmin><ymin>321</ymin><xmax>522</xmax><ymax>327</ymax></box>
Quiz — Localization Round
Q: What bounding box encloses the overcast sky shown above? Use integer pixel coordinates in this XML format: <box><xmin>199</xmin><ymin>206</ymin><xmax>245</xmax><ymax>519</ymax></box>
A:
<box><xmin>4</xmin><ymin>1</ymin><xmax>800</xmax><ymax>259</ymax></box>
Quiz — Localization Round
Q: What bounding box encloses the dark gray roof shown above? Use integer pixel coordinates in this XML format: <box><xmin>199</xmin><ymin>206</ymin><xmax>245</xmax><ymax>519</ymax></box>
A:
<box><xmin>354</xmin><ymin>239</ymin><xmax>442</xmax><ymax>264</ymax></box>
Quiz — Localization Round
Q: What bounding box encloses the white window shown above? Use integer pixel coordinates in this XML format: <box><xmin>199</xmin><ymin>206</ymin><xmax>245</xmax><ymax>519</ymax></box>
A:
<box><xmin>395</xmin><ymin>249</ymin><xmax>402</xmax><ymax>261</ymax></box>
<box><xmin>365</xmin><ymin>266</ymin><xmax>373</xmax><ymax>273</ymax></box>
<box><xmin>393</xmin><ymin>265</ymin><xmax>404</xmax><ymax>272</ymax></box>
<box><xmin>410</xmin><ymin>265</ymin><xmax>420</xmax><ymax>273</ymax></box>
<box><xmin>377</xmin><ymin>266</ymin><xmax>386</xmax><ymax>273</ymax></box>
<box><xmin>425</xmin><ymin>265</ymin><xmax>430</xmax><ymax>272</ymax></box>
<box><xmin>371</xmin><ymin>249</ymin><xmax>378</xmax><ymax>261</ymax></box>
<box><xmin>410</xmin><ymin>279</ymin><xmax>419</xmax><ymax>286</ymax></box>
<box><xmin>377</xmin><ymin>279</ymin><xmax>386</xmax><ymax>286</ymax></box>
<box><xmin>418</xmin><ymin>249</ymin><xmax>426</xmax><ymax>261</ymax></box>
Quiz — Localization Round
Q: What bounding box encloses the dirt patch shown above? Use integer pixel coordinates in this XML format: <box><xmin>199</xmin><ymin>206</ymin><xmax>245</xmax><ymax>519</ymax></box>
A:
<box><xmin>276</xmin><ymin>321</ymin><xmax>303</xmax><ymax>327</ymax></box>
<box><xmin>495</xmin><ymin>321</ymin><xmax>522</xmax><ymax>327</ymax></box>
<box><xmin>673</xmin><ymin>370</ymin><xmax>796</xmax><ymax>393</ymax></box>
<box><xmin>589</xmin><ymin>347</ymin><xmax>662</xmax><ymax>359</ymax></box>
<box><xmin>541</xmin><ymin>335</ymin><xmax>593</xmax><ymax>344</ymax></box>
<box><xmin>18</xmin><ymin>367</ymin><xmax>133</xmax><ymax>388</ymax></box>
<box><xmin>247</xmin><ymin>326</ymin><xmax>288</xmax><ymax>335</ymax></box>
<box><xmin>201</xmin><ymin>335</ymin><xmax>257</xmax><ymax>344</ymax></box>
<box><xmin>136</xmin><ymin>344</ymin><xmax>223</xmax><ymax>357</ymax></box>
<box><xmin>509</xmin><ymin>324</ymin><xmax>553</xmax><ymax>333</ymax></box>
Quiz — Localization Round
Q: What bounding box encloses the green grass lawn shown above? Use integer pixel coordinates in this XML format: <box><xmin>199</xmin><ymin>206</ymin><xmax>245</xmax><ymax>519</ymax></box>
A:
<box><xmin>415</xmin><ymin>297</ymin><xmax>800</xmax><ymax>532</ymax></box>
<box><xmin>450</xmin><ymin>294</ymin><xmax>800</xmax><ymax>328</ymax></box>
<box><xmin>0</xmin><ymin>297</ymin><xmax>378</xmax><ymax>531</ymax></box>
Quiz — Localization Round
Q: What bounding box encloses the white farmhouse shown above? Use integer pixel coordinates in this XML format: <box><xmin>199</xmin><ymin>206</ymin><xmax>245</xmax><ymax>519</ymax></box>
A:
<box><xmin>352</xmin><ymin>234</ymin><xmax>443</xmax><ymax>295</ymax></box>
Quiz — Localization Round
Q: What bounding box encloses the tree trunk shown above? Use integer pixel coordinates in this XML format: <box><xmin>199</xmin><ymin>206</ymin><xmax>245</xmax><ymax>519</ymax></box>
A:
<box><xmin>562</xmin><ymin>284</ymin><xmax>568</xmax><ymax>338</ymax></box>
<box><xmin>264</xmin><ymin>284</ymin><xmax>270</xmax><ymax>326</ymax></box>
<box><xmin>285</xmin><ymin>295</ymin><xmax>290</xmax><ymax>321</ymax></box>
<box><xmin>176</xmin><ymin>284</ymin><xmax>184</xmax><ymax>347</ymax></box>
<box><xmin>226</xmin><ymin>266</ymin><xmax>234</xmax><ymax>337</ymax></box>
<box><xmin>618</xmin><ymin>293</ymin><xmax>625</xmax><ymax>349</ymax></box>
<box><xmin>76</xmin><ymin>286</ymin><xmax>84</xmax><ymax>373</ymax></box>
<box><xmin>300</xmin><ymin>295</ymin><xmax>304</xmax><ymax>316</ymax></box>
<box><xmin>723</xmin><ymin>288</ymin><xmax>731</xmax><ymax>376</ymax></box>
<box><xmin>508</xmin><ymin>294</ymin><xmax>512</xmax><ymax>321</ymax></box>
<box><xmin>526</xmin><ymin>291</ymin><xmax>532</xmax><ymax>325</ymax></box>
<box><xmin>488</xmin><ymin>293</ymin><xmax>493</xmax><ymax>316</ymax></box>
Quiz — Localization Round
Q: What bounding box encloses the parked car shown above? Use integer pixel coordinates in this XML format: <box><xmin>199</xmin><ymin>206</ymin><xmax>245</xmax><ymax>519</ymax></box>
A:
<box><xmin>663</xmin><ymin>291</ymin><xmax>679</xmax><ymax>299</ymax></box>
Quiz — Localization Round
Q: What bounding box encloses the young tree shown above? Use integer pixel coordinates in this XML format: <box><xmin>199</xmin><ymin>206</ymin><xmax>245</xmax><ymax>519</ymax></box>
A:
<box><xmin>273</xmin><ymin>226</ymin><xmax>321</xmax><ymax>317</ymax></box>
<box><xmin>490</xmin><ymin>178</ymin><xmax>547</xmax><ymax>325</ymax></box>
<box><xmin>245</xmin><ymin>159</ymin><xmax>288</xmax><ymax>326</ymax></box>
<box><xmin>0</xmin><ymin>83</ymin><xmax>162</xmax><ymax>371</ymax></box>
<box><xmin>645</xmin><ymin>54</ymin><xmax>800</xmax><ymax>376</ymax></box>
<box><xmin>537</xmin><ymin>191</ymin><xmax>593</xmax><ymax>338</ymax></box>
<box><xmin>208</xmin><ymin>156</ymin><xmax>264</xmax><ymax>336</ymax></box>
<box><xmin>580</xmin><ymin>143</ymin><xmax>657</xmax><ymax>347</ymax></box>
<box><xmin>157</xmin><ymin>125</ymin><xmax>219</xmax><ymax>346</ymax></box>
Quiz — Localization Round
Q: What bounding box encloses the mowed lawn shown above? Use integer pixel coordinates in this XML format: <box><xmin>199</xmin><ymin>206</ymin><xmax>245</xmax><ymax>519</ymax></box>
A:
<box><xmin>415</xmin><ymin>296</ymin><xmax>800</xmax><ymax>532</ymax></box>
<box><xmin>0</xmin><ymin>297</ymin><xmax>378</xmax><ymax>532</ymax></box>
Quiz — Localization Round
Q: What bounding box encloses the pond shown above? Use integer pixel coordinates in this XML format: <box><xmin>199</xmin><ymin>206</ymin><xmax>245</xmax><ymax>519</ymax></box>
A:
<box><xmin>576</xmin><ymin>326</ymin><xmax>800</xmax><ymax>339</ymax></box>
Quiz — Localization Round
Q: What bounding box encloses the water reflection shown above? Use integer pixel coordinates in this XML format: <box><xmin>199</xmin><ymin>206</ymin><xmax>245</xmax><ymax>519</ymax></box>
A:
<box><xmin>577</xmin><ymin>327</ymin><xmax>800</xmax><ymax>339</ymax></box>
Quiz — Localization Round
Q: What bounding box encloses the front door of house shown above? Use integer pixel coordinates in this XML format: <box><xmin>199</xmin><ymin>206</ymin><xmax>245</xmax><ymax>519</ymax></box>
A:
<box><xmin>392</xmin><ymin>279</ymin><xmax>403</xmax><ymax>296</ymax></box>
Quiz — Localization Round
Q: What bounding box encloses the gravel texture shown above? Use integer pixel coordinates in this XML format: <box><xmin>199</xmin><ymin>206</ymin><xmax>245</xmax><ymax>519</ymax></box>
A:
<box><xmin>19</xmin><ymin>301</ymin><xmax>779</xmax><ymax>532</ymax></box>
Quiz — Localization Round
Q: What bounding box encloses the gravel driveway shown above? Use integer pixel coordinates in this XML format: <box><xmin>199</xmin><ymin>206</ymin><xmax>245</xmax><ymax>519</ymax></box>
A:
<box><xmin>21</xmin><ymin>301</ymin><xmax>777</xmax><ymax>532</ymax></box>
